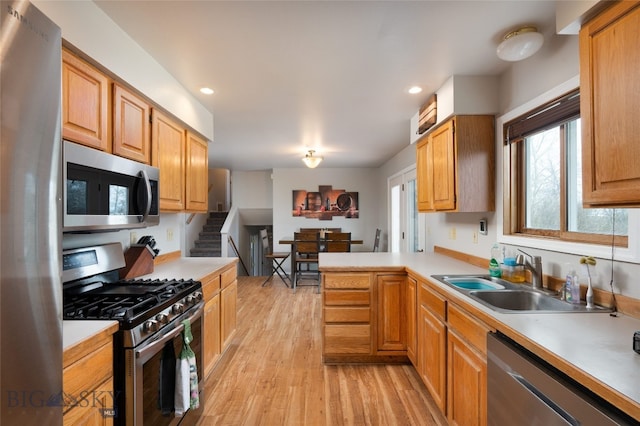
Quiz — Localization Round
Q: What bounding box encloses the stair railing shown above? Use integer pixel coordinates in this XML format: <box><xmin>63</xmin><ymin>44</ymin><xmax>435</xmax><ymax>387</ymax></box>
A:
<box><xmin>228</xmin><ymin>235</ymin><xmax>249</xmax><ymax>276</ymax></box>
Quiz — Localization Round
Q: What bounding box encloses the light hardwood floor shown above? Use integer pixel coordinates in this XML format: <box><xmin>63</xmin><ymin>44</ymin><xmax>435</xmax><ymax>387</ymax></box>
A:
<box><xmin>198</xmin><ymin>276</ymin><xmax>447</xmax><ymax>426</ymax></box>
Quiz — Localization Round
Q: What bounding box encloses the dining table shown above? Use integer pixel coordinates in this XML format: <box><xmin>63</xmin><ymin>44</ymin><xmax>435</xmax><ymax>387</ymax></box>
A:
<box><xmin>278</xmin><ymin>236</ymin><xmax>363</xmax><ymax>280</ymax></box>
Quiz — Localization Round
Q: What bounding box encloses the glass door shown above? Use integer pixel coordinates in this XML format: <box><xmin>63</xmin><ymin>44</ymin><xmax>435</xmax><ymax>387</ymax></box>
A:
<box><xmin>389</xmin><ymin>167</ymin><xmax>423</xmax><ymax>253</ymax></box>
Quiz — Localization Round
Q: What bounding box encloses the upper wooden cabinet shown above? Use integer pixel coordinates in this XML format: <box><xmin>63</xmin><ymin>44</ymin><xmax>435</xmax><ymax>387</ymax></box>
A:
<box><xmin>185</xmin><ymin>131</ymin><xmax>209</xmax><ymax>212</ymax></box>
<box><xmin>152</xmin><ymin>110</ymin><xmax>185</xmax><ymax>211</ymax></box>
<box><xmin>62</xmin><ymin>49</ymin><xmax>111</xmax><ymax>151</ymax></box>
<box><xmin>416</xmin><ymin>136</ymin><xmax>434</xmax><ymax>212</ymax></box>
<box><xmin>580</xmin><ymin>1</ymin><xmax>640</xmax><ymax>207</ymax></box>
<box><xmin>416</xmin><ymin>115</ymin><xmax>495</xmax><ymax>213</ymax></box>
<box><xmin>113</xmin><ymin>83</ymin><xmax>151</xmax><ymax>164</ymax></box>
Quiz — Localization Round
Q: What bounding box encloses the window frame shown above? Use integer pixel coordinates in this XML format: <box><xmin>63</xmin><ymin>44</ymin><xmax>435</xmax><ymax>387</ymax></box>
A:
<box><xmin>497</xmin><ymin>76</ymin><xmax>638</xmax><ymax>262</ymax></box>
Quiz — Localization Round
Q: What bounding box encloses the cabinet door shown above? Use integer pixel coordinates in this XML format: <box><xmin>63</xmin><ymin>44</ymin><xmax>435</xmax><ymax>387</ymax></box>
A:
<box><xmin>220</xmin><ymin>280</ymin><xmax>237</xmax><ymax>350</ymax></box>
<box><xmin>113</xmin><ymin>83</ymin><xmax>151</xmax><ymax>164</ymax></box>
<box><xmin>62</xmin><ymin>50</ymin><xmax>111</xmax><ymax>151</ymax></box>
<box><xmin>203</xmin><ymin>293</ymin><xmax>221</xmax><ymax>378</ymax></box>
<box><xmin>416</xmin><ymin>136</ymin><xmax>434</xmax><ymax>212</ymax></box>
<box><xmin>63</xmin><ymin>377</ymin><xmax>114</xmax><ymax>426</ymax></box>
<box><xmin>376</xmin><ymin>274</ymin><xmax>406</xmax><ymax>352</ymax></box>
<box><xmin>447</xmin><ymin>330</ymin><xmax>486</xmax><ymax>426</ymax></box>
<box><xmin>431</xmin><ymin>119</ymin><xmax>456</xmax><ymax>211</ymax></box>
<box><xmin>152</xmin><ymin>110</ymin><xmax>185</xmax><ymax>211</ymax></box>
<box><xmin>406</xmin><ymin>277</ymin><xmax>417</xmax><ymax>365</ymax></box>
<box><xmin>580</xmin><ymin>1</ymin><xmax>640</xmax><ymax>206</ymax></box>
<box><xmin>418</xmin><ymin>304</ymin><xmax>447</xmax><ymax>412</ymax></box>
<box><xmin>186</xmin><ymin>131</ymin><xmax>209</xmax><ymax>212</ymax></box>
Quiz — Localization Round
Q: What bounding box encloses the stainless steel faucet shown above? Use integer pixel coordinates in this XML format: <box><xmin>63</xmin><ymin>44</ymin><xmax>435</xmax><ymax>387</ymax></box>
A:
<box><xmin>517</xmin><ymin>249</ymin><xmax>543</xmax><ymax>289</ymax></box>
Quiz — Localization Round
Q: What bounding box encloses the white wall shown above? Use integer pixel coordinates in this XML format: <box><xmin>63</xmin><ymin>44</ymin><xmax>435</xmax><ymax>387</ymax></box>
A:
<box><xmin>231</xmin><ymin>171</ymin><xmax>273</xmax><ymax>209</ymax></box>
<box><xmin>271</xmin><ymin>168</ymin><xmax>379</xmax><ymax>253</ymax></box>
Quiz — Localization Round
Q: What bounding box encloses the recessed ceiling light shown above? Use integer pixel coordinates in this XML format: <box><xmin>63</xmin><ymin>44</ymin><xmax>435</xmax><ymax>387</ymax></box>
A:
<box><xmin>200</xmin><ymin>87</ymin><xmax>214</xmax><ymax>95</ymax></box>
<box><xmin>408</xmin><ymin>86</ymin><xmax>423</xmax><ymax>94</ymax></box>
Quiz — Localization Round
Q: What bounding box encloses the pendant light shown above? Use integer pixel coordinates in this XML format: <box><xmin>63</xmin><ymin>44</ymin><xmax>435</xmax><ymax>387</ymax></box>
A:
<box><xmin>302</xmin><ymin>150</ymin><xmax>323</xmax><ymax>168</ymax></box>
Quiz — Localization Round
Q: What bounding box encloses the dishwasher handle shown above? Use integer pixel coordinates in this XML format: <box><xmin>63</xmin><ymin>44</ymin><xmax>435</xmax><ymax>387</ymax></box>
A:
<box><xmin>509</xmin><ymin>372</ymin><xmax>579</xmax><ymax>425</ymax></box>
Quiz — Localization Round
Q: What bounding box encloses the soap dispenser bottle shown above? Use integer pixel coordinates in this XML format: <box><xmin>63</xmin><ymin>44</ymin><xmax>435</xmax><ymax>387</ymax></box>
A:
<box><xmin>489</xmin><ymin>243</ymin><xmax>502</xmax><ymax>278</ymax></box>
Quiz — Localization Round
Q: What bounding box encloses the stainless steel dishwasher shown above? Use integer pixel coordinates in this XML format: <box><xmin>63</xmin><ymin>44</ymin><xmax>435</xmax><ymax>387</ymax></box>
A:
<box><xmin>487</xmin><ymin>332</ymin><xmax>636</xmax><ymax>425</ymax></box>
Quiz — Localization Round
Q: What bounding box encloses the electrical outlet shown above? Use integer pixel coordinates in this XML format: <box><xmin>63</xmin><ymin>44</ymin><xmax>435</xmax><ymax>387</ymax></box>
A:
<box><xmin>130</xmin><ymin>231</ymin><xmax>137</xmax><ymax>245</ymax></box>
<box><xmin>449</xmin><ymin>227</ymin><xmax>456</xmax><ymax>240</ymax></box>
<box><xmin>167</xmin><ymin>228</ymin><xmax>174</xmax><ymax>241</ymax></box>
<box><xmin>472</xmin><ymin>231</ymin><xmax>478</xmax><ymax>244</ymax></box>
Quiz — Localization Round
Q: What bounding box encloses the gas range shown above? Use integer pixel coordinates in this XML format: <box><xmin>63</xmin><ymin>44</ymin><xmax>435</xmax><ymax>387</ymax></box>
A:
<box><xmin>62</xmin><ymin>243</ymin><xmax>203</xmax><ymax>347</ymax></box>
<box><xmin>63</xmin><ymin>277</ymin><xmax>203</xmax><ymax>347</ymax></box>
<box><xmin>62</xmin><ymin>243</ymin><xmax>205</xmax><ymax>425</ymax></box>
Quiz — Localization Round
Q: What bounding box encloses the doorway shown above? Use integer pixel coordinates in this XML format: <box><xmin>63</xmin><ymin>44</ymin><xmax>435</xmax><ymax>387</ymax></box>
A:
<box><xmin>389</xmin><ymin>167</ymin><xmax>424</xmax><ymax>253</ymax></box>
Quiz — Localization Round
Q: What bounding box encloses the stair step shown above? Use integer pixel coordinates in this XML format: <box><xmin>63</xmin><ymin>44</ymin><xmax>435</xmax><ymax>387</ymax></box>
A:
<box><xmin>190</xmin><ymin>247</ymin><xmax>221</xmax><ymax>257</ymax></box>
<box><xmin>194</xmin><ymin>241</ymin><xmax>218</xmax><ymax>248</ymax></box>
<box><xmin>199</xmin><ymin>232</ymin><xmax>222</xmax><ymax>240</ymax></box>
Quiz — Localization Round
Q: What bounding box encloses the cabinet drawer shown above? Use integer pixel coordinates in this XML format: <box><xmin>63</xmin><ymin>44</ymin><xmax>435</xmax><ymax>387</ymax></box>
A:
<box><xmin>324</xmin><ymin>273</ymin><xmax>371</xmax><ymax>289</ymax></box>
<box><xmin>448</xmin><ymin>303</ymin><xmax>491</xmax><ymax>355</ymax></box>
<box><xmin>201</xmin><ymin>273</ymin><xmax>221</xmax><ymax>301</ymax></box>
<box><xmin>63</xmin><ymin>341</ymin><xmax>112</xmax><ymax>413</ymax></box>
<box><xmin>324</xmin><ymin>290</ymin><xmax>370</xmax><ymax>306</ymax></box>
<box><xmin>419</xmin><ymin>282</ymin><xmax>446</xmax><ymax>320</ymax></box>
<box><xmin>221</xmin><ymin>265</ymin><xmax>236</xmax><ymax>289</ymax></box>
<box><xmin>324</xmin><ymin>306</ymin><xmax>370</xmax><ymax>323</ymax></box>
<box><xmin>324</xmin><ymin>324</ymin><xmax>371</xmax><ymax>354</ymax></box>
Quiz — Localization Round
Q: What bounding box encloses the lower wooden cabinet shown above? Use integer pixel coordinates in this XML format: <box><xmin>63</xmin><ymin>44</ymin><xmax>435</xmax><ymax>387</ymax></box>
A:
<box><xmin>201</xmin><ymin>262</ymin><xmax>238</xmax><ymax>379</ymax></box>
<box><xmin>406</xmin><ymin>276</ymin><xmax>417</xmax><ymax>365</ymax></box>
<box><xmin>417</xmin><ymin>281</ymin><xmax>447</xmax><ymax>412</ymax></box>
<box><xmin>221</xmin><ymin>279</ymin><xmax>237</xmax><ymax>350</ymax></box>
<box><xmin>447</xmin><ymin>330</ymin><xmax>486</xmax><ymax>426</ymax></box>
<box><xmin>376</xmin><ymin>274</ymin><xmax>406</xmax><ymax>352</ymax></box>
<box><xmin>203</xmin><ymin>293</ymin><xmax>221</xmax><ymax>378</ymax></box>
<box><xmin>63</xmin><ymin>330</ymin><xmax>116</xmax><ymax>426</ymax></box>
<box><xmin>409</xmin><ymin>275</ymin><xmax>491</xmax><ymax>425</ymax></box>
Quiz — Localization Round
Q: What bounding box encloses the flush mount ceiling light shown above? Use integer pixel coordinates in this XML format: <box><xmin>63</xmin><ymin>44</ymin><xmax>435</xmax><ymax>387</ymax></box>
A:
<box><xmin>302</xmin><ymin>150</ymin><xmax>323</xmax><ymax>168</ymax></box>
<box><xmin>496</xmin><ymin>26</ymin><xmax>544</xmax><ymax>62</ymax></box>
<box><xmin>408</xmin><ymin>86</ymin><xmax>423</xmax><ymax>94</ymax></box>
<box><xmin>199</xmin><ymin>87</ymin><xmax>214</xmax><ymax>95</ymax></box>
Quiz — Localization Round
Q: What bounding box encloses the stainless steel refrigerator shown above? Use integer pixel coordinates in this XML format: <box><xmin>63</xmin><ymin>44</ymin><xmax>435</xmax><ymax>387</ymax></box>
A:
<box><xmin>1</xmin><ymin>0</ymin><xmax>62</xmax><ymax>423</ymax></box>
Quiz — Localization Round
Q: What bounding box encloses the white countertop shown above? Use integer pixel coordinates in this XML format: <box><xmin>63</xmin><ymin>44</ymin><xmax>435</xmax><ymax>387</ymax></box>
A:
<box><xmin>63</xmin><ymin>320</ymin><xmax>118</xmax><ymax>352</ymax></box>
<box><xmin>320</xmin><ymin>251</ymin><xmax>640</xmax><ymax>419</ymax></box>
<box><xmin>63</xmin><ymin>257</ymin><xmax>238</xmax><ymax>352</ymax></box>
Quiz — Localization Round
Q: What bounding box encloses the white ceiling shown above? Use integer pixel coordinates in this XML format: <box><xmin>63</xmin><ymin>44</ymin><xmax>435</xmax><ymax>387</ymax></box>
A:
<box><xmin>94</xmin><ymin>1</ymin><xmax>557</xmax><ymax>171</ymax></box>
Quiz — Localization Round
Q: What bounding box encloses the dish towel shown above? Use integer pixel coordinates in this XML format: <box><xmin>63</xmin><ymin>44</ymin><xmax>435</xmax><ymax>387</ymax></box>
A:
<box><xmin>175</xmin><ymin>319</ymin><xmax>199</xmax><ymax>417</ymax></box>
<box><xmin>158</xmin><ymin>341</ymin><xmax>176</xmax><ymax>415</ymax></box>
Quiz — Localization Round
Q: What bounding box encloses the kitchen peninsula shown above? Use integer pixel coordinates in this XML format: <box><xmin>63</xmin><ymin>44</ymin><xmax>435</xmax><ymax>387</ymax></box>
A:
<box><xmin>319</xmin><ymin>251</ymin><xmax>640</xmax><ymax>423</ymax></box>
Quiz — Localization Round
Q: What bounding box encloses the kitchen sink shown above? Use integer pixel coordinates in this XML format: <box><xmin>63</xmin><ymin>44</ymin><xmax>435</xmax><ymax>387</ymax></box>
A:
<box><xmin>431</xmin><ymin>275</ymin><xmax>611</xmax><ymax>314</ymax></box>
<box><xmin>443</xmin><ymin>277</ymin><xmax>506</xmax><ymax>291</ymax></box>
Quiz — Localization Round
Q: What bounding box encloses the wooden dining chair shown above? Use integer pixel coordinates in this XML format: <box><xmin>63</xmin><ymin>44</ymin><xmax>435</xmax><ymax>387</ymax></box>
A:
<box><xmin>260</xmin><ymin>229</ymin><xmax>290</xmax><ymax>287</ymax></box>
<box><xmin>373</xmin><ymin>228</ymin><xmax>381</xmax><ymax>252</ymax></box>
<box><xmin>324</xmin><ymin>232</ymin><xmax>351</xmax><ymax>252</ymax></box>
<box><xmin>292</xmin><ymin>231</ymin><xmax>321</xmax><ymax>293</ymax></box>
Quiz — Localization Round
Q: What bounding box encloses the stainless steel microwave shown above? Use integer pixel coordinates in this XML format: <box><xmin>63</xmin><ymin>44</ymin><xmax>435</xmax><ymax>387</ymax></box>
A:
<box><xmin>63</xmin><ymin>140</ymin><xmax>159</xmax><ymax>232</ymax></box>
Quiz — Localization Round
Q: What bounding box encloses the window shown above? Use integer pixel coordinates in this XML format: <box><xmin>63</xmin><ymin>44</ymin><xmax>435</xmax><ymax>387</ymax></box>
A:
<box><xmin>503</xmin><ymin>89</ymin><xmax>628</xmax><ymax>246</ymax></box>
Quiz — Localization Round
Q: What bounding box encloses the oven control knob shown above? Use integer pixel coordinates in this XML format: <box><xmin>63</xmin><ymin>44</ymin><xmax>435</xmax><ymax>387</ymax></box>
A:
<box><xmin>143</xmin><ymin>320</ymin><xmax>159</xmax><ymax>333</ymax></box>
<box><xmin>186</xmin><ymin>295</ymin><xmax>195</xmax><ymax>305</ymax></box>
<box><xmin>172</xmin><ymin>303</ymin><xmax>184</xmax><ymax>315</ymax></box>
<box><xmin>156</xmin><ymin>313</ymin><xmax>169</xmax><ymax>324</ymax></box>
<box><xmin>194</xmin><ymin>291</ymin><xmax>203</xmax><ymax>301</ymax></box>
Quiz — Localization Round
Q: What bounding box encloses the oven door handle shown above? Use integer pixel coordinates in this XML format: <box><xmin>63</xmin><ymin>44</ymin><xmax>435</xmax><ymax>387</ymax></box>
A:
<box><xmin>135</xmin><ymin>305</ymin><xmax>203</xmax><ymax>363</ymax></box>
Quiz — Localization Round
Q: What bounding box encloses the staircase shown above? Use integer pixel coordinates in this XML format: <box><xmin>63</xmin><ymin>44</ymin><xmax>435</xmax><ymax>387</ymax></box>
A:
<box><xmin>190</xmin><ymin>211</ymin><xmax>227</xmax><ymax>257</ymax></box>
